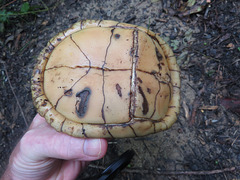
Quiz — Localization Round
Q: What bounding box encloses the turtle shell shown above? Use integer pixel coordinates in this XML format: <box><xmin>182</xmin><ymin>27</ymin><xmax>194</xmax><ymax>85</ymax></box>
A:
<box><xmin>31</xmin><ymin>20</ymin><xmax>180</xmax><ymax>138</ymax></box>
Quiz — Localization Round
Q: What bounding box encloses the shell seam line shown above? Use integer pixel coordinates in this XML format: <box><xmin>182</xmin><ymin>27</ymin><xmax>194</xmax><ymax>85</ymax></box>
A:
<box><xmin>129</xmin><ymin>125</ymin><xmax>137</xmax><ymax>137</ymax></box>
<box><xmin>90</xmin><ymin>117</ymin><xmax>166</xmax><ymax>127</ymax></box>
<box><xmin>45</xmin><ymin>66</ymin><xmax>132</xmax><ymax>71</ymax></box>
<box><xmin>150</xmin><ymin>40</ymin><xmax>162</xmax><ymax>119</ymax></box>
<box><xmin>69</xmin><ymin>34</ymin><xmax>92</xmax><ymax>88</ymax></box>
<box><xmin>101</xmin><ymin>28</ymin><xmax>115</xmax><ymax>124</ymax></box>
<box><xmin>129</xmin><ymin>29</ymin><xmax>139</xmax><ymax>121</ymax></box>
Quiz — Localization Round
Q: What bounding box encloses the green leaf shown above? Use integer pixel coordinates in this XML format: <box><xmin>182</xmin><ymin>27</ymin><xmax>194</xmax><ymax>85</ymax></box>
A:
<box><xmin>21</xmin><ymin>2</ymin><xmax>30</xmax><ymax>13</ymax></box>
<box><xmin>6</xmin><ymin>11</ymin><xmax>14</xmax><ymax>17</ymax></box>
<box><xmin>0</xmin><ymin>10</ymin><xmax>14</xmax><ymax>23</ymax></box>
<box><xmin>207</xmin><ymin>70</ymin><xmax>215</xmax><ymax>77</ymax></box>
<box><xmin>170</xmin><ymin>40</ymin><xmax>180</xmax><ymax>50</ymax></box>
<box><xmin>0</xmin><ymin>10</ymin><xmax>7</xmax><ymax>22</ymax></box>
<box><xmin>187</xmin><ymin>0</ymin><xmax>196</xmax><ymax>7</ymax></box>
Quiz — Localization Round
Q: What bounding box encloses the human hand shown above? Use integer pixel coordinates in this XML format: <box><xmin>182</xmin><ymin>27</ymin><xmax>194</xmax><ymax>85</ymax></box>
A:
<box><xmin>1</xmin><ymin>114</ymin><xmax>108</xmax><ymax>180</ymax></box>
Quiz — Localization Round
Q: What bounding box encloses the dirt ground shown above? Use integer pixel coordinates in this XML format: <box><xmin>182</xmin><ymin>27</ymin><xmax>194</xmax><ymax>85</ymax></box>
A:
<box><xmin>0</xmin><ymin>0</ymin><xmax>240</xmax><ymax>179</ymax></box>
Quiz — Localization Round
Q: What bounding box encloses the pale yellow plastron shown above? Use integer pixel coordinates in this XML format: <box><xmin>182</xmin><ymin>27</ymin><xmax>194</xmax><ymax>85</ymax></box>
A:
<box><xmin>31</xmin><ymin>20</ymin><xmax>180</xmax><ymax>138</ymax></box>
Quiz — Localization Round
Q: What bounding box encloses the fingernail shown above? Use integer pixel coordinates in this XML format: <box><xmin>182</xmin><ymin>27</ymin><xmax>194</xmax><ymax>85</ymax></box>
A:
<box><xmin>83</xmin><ymin>139</ymin><xmax>101</xmax><ymax>157</ymax></box>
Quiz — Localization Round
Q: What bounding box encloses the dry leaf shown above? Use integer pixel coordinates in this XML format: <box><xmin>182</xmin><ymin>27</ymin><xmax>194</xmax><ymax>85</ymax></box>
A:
<box><xmin>226</xmin><ymin>43</ymin><xmax>235</xmax><ymax>49</ymax></box>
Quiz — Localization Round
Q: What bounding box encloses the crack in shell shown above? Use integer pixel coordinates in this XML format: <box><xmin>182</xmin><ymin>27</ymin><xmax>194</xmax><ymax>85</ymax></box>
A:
<box><xmin>101</xmin><ymin>28</ymin><xmax>115</xmax><ymax>124</ymax></box>
<box><xmin>54</xmin><ymin>34</ymin><xmax>92</xmax><ymax>109</ymax></box>
<box><xmin>129</xmin><ymin>29</ymin><xmax>139</xmax><ymax>119</ymax></box>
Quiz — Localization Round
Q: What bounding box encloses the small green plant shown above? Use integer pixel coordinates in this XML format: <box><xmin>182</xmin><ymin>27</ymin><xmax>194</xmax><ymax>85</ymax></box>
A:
<box><xmin>0</xmin><ymin>1</ymin><xmax>49</xmax><ymax>33</ymax></box>
<box><xmin>0</xmin><ymin>9</ymin><xmax>12</xmax><ymax>32</ymax></box>
<box><xmin>207</xmin><ymin>69</ymin><xmax>215</xmax><ymax>77</ymax></box>
<box><xmin>20</xmin><ymin>2</ymin><xmax>30</xmax><ymax>13</ymax></box>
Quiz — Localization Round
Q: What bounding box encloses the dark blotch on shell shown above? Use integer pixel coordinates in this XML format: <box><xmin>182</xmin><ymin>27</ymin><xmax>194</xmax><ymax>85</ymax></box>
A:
<box><xmin>158</xmin><ymin>63</ymin><xmax>162</xmax><ymax>70</ymax></box>
<box><xmin>155</xmin><ymin>47</ymin><xmax>163</xmax><ymax>61</ymax></box>
<box><xmin>116</xmin><ymin>83</ymin><xmax>122</xmax><ymax>97</ymax></box>
<box><xmin>45</xmin><ymin>48</ymin><xmax>50</xmax><ymax>53</ymax></box>
<box><xmin>64</xmin><ymin>89</ymin><xmax>73</xmax><ymax>96</ymax></box>
<box><xmin>137</xmin><ymin>77</ymin><xmax>143</xmax><ymax>83</ymax></box>
<box><xmin>138</xmin><ymin>86</ymin><xmax>149</xmax><ymax>115</ymax></box>
<box><xmin>114</xmin><ymin>34</ymin><xmax>120</xmax><ymax>39</ymax></box>
<box><xmin>130</xmin><ymin>48</ymin><xmax>134</xmax><ymax>57</ymax></box>
<box><xmin>41</xmin><ymin>99</ymin><xmax>48</xmax><ymax>106</ymax></box>
<box><xmin>151</xmin><ymin>70</ymin><xmax>157</xmax><ymax>75</ymax></box>
<box><xmin>147</xmin><ymin>88</ymin><xmax>151</xmax><ymax>94</ymax></box>
<box><xmin>75</xmin><ymin>88</ymin><xmax>91</xmax><ymax>118</ymax></box>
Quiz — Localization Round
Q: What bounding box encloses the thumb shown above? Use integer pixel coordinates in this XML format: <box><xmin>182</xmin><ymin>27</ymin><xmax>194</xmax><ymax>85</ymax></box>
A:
<box><xmin>20</xmin><ymin>115</ymin><xmax>108</xmax><ymax>162</ymax></box>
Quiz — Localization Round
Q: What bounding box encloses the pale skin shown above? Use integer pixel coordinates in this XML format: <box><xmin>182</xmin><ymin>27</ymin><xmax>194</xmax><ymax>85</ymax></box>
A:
<box><xmin>1</xmin><ymin>114</ymin><xmax>108</xmax><ymax>180</ymax></box>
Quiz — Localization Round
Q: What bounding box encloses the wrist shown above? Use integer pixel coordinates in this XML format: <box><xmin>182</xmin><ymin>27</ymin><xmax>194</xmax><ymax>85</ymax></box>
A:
<box><xmin>1</xmin><ymin>167</ymin><xmax>12</xmax><ymax>180</ymax></box>
<box><xmin>1</xmin><ymin>143</ymin><xmax>58</xmax><ymax>180</ymax></box>
<box><xmin>10</xmin><ymin>153</ymin><xmax>59</xmax><ymax>180</ymax></box>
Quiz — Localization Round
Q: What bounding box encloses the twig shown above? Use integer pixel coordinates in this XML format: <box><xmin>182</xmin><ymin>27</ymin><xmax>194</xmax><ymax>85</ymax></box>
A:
<box><xmin>191</xmin><ymin>49</ymin><xmax>220</xmax><ymax>62</ymax></box>
<box><xmin>88</xmin><ymin>164</ymin><xmax>239</xmax><ymax>176</ymax></box>
<box><xmin>199</xmin><ymin>105</ymin><xmax>218</xmax><ymax>110</ymax></box>
<box><xmin>40</xmin><ymin>0</ymin><xmax>49</xmax><ymax>11</ymax></box>
<box><xmin>0</xmin><ymin>9</ymin><xmax>49</xmax><ymax>16</ymax></box>
<box><xmin>0</xmin><ymin>1</ymin><xmax>51</xmax><ymax>17</ymax></box>
<box><xmin>0</xmin><ymin>0</ymin><xmax>17</xmax><ymax>10</ymax></box>
<box><xmin>188</xmin><ymin>86</ymin><xmax>205</xmax><ymax>125</ymax></box>
<box><xmin>0</xmin><ymin>60</ymin><xmax>28</xmax><ymax>127</ymax></box>
<box><xmin>182</xmin><ymin>100</ymin><xmax>190</xmax><ymax>120</ymax></box>
<box><xmin>189</xmin><ymin>97</ymin><xmax>200</xmax><ymax>125</ymax></box>
<box><xmin>231</xmin><ymin>134</ymin><xmax>240</xmax><ymax>146</ymax></box>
